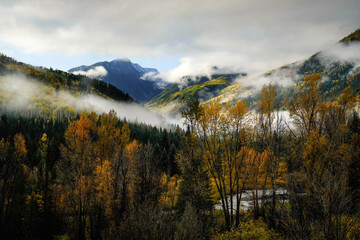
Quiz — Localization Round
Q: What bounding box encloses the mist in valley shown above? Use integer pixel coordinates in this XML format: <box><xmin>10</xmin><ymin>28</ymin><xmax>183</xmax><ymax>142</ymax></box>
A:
<box><xmin>0</xmin><ymin>73</ymin><xmax>173</xmax><ymax>127</ymax></box>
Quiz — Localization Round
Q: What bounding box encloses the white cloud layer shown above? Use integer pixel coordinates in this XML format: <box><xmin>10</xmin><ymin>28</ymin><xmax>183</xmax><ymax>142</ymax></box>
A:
<box><xmin>72</xmin><ymin>66</ymin><xmax>108</xmax><ymax>79</ymax></box>
<box><xmin>320</xmin><ymin>43</ymin><xmax>360</xmax><ymax>68</ymax></box>
<box><xmin>0</xmin><ymin>0</ymin><xmax>359</xmax><ymax>75</ymax></box>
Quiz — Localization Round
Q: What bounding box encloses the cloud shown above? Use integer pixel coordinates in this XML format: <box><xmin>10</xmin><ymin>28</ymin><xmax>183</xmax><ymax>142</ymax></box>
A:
<box><xmin>0</xmin><ymin>0</ymin><xmax>359</xmax><ymax>74</ymax></box>
<box><xmin>147</xmin><ymin>53</ymin><xmax>249</xmax><ymax>83</ymax></box>
<box><xmin>72</xmin><ymin>66</ymin><xmax>108</xmax><ymax>79</ymax></box>
<box><xmin>0</xmin><ymin>74</ymin><xmax>40</xmax><ymax>110</ymax></box>
<box><xmin>140</xmin><ymin>72</ymin><xmax>158</xmax><ymax>81</ymax></box>
<box><xmin>319</xmin><ymin>42</ymin><xmax>360</xmax><ymax>68</ymax></box>
<box><xmin>238</xmin><ymin>62</ymin><xmax>302</xmax><ymax>91</ymax></box>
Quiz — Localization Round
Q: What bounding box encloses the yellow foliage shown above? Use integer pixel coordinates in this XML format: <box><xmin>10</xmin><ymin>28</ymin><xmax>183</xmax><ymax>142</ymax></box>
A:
<box><xmin>303</xmin><ymin>129</ymin><xmax>327</xmax><ymax>172</ymax></box>
<box><xmin>159</xmin><ymin>173</ymin><xmax>181</xmax><ymax>208</ymax></box>
<box><xmin>94</xmin><ymin>160</ymin><xmax>114</xmax><ymax>217</ymax></box>
<box><xmin>14</xmin><ymin>133</ymin><xmax>27</xmax><ymax>161</ymax></box>
<box><xmin>258</xmin><ymin>84</ymin><xmax>276</xmax><ymax>116</ymax></box>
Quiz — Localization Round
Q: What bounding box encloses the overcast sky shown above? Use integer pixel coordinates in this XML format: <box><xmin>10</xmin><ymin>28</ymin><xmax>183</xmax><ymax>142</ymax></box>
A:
<box><xmin>0</xmin><ymin>0</ymin><xmax>359</xmax><ymax>77</ymax></box>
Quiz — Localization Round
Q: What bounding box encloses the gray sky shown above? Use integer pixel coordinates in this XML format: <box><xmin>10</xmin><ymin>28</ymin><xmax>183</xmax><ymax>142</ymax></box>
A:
<box><xmin>0</xmin><ymin>0</ymin><xmax>359</xmax><ymax>78</ymax></box>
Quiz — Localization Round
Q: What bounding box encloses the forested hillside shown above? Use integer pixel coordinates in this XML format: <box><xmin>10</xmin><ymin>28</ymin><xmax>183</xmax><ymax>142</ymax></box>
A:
<box><xmin>0</xmin><ymin>54</ymin><xmax>133</xmax><ymax>118</ymax></box>
<box><xmin>0</xmin><ymin>54</ymin><xmax>132</xmax><ymax>102</ymax></box>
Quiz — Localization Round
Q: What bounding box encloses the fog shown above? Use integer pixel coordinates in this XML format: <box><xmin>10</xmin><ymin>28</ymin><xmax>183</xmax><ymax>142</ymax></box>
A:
<box><xmin>319</xmin><ymin>42</ymin><xmax>360</xmax><ymax>69</ymax></box>
<box><xmin>0</xmin><ymin>74</ymin><xmax>172</xmax><ymax>127</ymax></box>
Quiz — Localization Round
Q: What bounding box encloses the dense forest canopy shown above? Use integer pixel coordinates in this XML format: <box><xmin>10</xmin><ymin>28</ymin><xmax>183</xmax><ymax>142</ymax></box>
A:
<box><xmin>0</xmin><ymin>69</ymin><xmax>359</xmax><ymax>239</ymax></box>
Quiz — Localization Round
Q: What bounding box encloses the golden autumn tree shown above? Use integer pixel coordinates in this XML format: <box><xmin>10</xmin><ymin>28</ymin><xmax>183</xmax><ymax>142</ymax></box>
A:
<box><xmin>57</xmin><ymin>112</ymin><xmax>96</xmax><ymax>240</ymax></box>
<box><xmin>55</xmin><ymin>110</ymin><xmax>147</xmax><ymax>239</ymax></box>
<box><xmin>256</xmin><ymin>83</ymin><xmax>287</xmax><ymax>224</ymax></box>
<box><xmin>94</xmin><ymin>160</ymin><xmax>114</xmax><ymax>218</ymax></box>
<box><xmin>185</xmin><ymin>99</ymin><xmax>254</xmax><ymax>228</ymax></box>
<box><xmin>244</xmin><ymin>148</ymin><xmax>265</xmax><ymax>218</ymax></box>
<box><xmin>90</xmin><ymin>110</ymin><xmax>122</xmax><ymax>239</ymax></box>
<box><xmin>221</xmin><ymin>100</ymin><xmax>253</xmax><ymax>226</ymax></box>
<box><xmin>289</xmin><ymin>73</ymin><xmax>324</xmax><ymax>136</ymax></box>
<box><xmin>95</xmin><ymin>110</ymin><xmax>121</xmax><ymax>163</ymax></box>
<box><xmin>258</xmin><ymin>83</ymin><xmax>276</xmax><ymax>136</ymax></box>
<box><xmin>109</xmin><ymin>122</ymin><xmax>134</xmax><ymax>230</ymax></box>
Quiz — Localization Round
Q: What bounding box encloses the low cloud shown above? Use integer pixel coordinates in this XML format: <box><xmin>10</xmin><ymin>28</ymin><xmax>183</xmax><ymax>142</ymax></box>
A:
<box><xmin>239</xmin><ymin>63</ymin><xmax>301</xmax><ymax>91</ymax></box>
<box><xmin>72</xmin><ymin>66</ymin><xmax>108</xmax><ymax>79</ymax></box>
<box><xmin>140</xmin><ymin>71</ymin><xmax>169</xmax><ymax>89</ymax></box>
<box><xmin>319</xmin><ymin>42</ymin><xmax>360</xmax><ymax>68</ymax></box>
<box><xmin>147</xmin><ymin>53</ymin><xmax>249</xmax><ymax>84</ymax></box>
<box><xmin>81</xmin><ymin>95</ymin><xmax>167</xmax><ymax>126</ymax></box>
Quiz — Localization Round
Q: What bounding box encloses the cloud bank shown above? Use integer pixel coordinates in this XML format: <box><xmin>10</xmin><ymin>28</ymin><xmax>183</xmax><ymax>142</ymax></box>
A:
<box><xmin>320</xmin><ymin>42</ymin><xmax>360</xmax><ymax>68</ymax></box>
<box><xmin>0</xmin><ymin>0</ymin><xmax>359</xmax><ymax>74</ymax></box>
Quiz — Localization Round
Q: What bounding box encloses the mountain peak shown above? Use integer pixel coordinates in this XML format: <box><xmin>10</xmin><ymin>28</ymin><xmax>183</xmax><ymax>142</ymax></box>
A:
<box><xmin>69</xmin><ymin>58</ymin><xmax>167</xmax><ymax>103</ymax></box>
<box><xmin>339</xmin><ymin>29</ymin><xmax>360</xmax><ymax>44</ymax></box>
<box><xmin>112</xmin><ymin>58</ymin><xmax>131</xmax><ymax>63</ymax></box>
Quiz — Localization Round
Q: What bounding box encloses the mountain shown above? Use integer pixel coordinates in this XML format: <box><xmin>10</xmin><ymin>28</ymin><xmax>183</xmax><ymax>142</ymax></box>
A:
<box><xmin>69</xmin><ymin>59</ymin><xmax>169</xmax><ymax>103</ymax></box>
<box><xmin>146</xmin><ymin>73</ymin><xmax>245</xmax><ymax>114</ymax></box>
<box><xmin>147</xmin><ymin>29</ymin><xmax>360</xmax><ymax>114</ymax></box>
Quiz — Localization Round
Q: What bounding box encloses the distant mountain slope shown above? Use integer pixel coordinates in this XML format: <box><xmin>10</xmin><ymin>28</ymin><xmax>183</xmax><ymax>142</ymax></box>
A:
<box><xmin>215</xmin><ymin>52</ymin><xmax>359</xmax><ymax>109</ymax></box>
<box><xmin>69</xmin><ymin>59</ymin><xmax>169</xmax><ymax>103</ymax></box>
<box><xmin>219</xmin><ymin>29</ymin><xmax>360</xmax><ymax>108</ymax></box>
<box><xmin>339</xmin><ymin>29</ymin><xmax>360</xmax><ymax>44</ymax></box>
<box><xmin>147</xmin><ymin>29</ymin><xmax>360</xmax><ymax>114</ymax></box>
<box><xmin>146</xmin><ymin>74</ymin><xmax>245</xmax><ymax>114</ymax></box>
